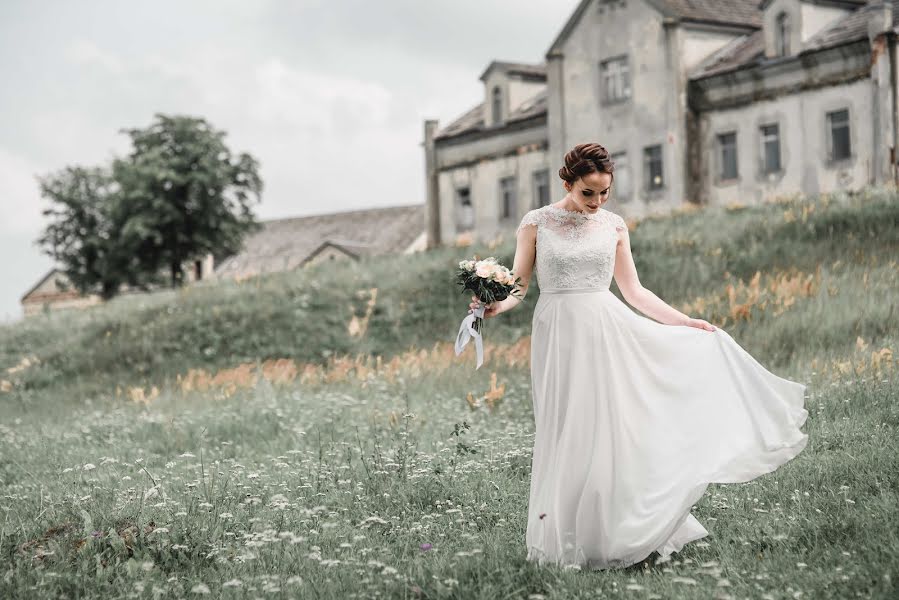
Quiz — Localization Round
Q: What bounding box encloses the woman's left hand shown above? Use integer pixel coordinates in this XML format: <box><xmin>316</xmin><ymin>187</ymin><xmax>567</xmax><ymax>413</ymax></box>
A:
<box><xmin>683</xmin><ymin>317</ymin><xmax>717</xmax><ymax>331</ymax></box>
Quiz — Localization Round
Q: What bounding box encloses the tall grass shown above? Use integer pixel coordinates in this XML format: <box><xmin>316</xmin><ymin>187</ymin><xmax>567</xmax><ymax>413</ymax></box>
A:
<box><xmin>0</xmin><ymin>185</ymin><xmax>896</xmax><ymax>598</ymax></box>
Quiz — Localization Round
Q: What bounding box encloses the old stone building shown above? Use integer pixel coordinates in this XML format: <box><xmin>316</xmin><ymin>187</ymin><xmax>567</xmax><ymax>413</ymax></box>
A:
<box><xmin>423</xmin><ymin>0</ymin><xmax>897</xmax><ymax>247</ymax></box>
<box><xmin>21</xmin><ymin>204</ymin><xmax>426</xmax><ymax>317</ymax></box>
<box><xmin>214</xmin><ymin>204</ymin><xmax>426</xmax><ymax>280</ymax></box>
<box><xmin>20</xmin><ymin>254</ymin><xmax>215</xmax><ymax>317</ymax></box>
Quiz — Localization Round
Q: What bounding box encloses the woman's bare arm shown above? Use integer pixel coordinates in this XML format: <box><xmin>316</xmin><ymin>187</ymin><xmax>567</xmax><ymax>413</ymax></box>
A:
<box><xmin>469</xmin><ymin>224</ymin><xmax>536</xmax><ymax>317</ymax></box>
<box><xmin>612</xmin><ymin>225</ymin><xmax>691</xmax><ymax>326</ymax></box>
<box><xmin>497</xmin><ymin>224</ymin><xmax>536</xmax><ymax>314</ymax></box>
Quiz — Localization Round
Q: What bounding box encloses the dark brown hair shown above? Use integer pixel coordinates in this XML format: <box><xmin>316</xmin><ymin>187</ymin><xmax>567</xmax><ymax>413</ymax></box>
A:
<box><xmin>559</xmin><ymin>142</ymin><xmax>615</xmax><ymax>185</ymax></box>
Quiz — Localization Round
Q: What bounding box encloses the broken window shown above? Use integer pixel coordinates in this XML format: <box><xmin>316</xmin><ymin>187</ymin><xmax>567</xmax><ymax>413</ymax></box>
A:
<box><xmin>455</xmin><ymin>187</ymin><xmax>474</xmax><ymax>232</ymax></box>
<box><xmin>776</xmin><ymin>12</ymin><xmax>791</xmax><ymax>56</ymax></box>
<box><xmin>600</xmin><ymin>55</ymin><xmax>631</xmax><ymax>103</ymax></box>
<box><xmin>492</xmin><ymin>86</ymin><xmax>503</xmax><ymax>124</ymax></box>
<box><xmin>643</xmin><ymin>145</ymin><xmax>663</xmax><ymax>191</ymax></box>
<box><xmin>532</xmin><ymin>169</ymin><xmax>550</xmax><ymax>208</ymax></box>
<box><xmin>717</xmin><ymin>131</ymin><xmax>738</xmax><ymax>180</ymax></box>
<box><xmin>499</xmin><ymin>176</ymin><xmax>517</xmax><ymax>220</ymax></box>
<box><xmin>827</xmin><ymin>109</ymin><xmax>851</xmax><ymax>161</ymax></box>
<box><xmin>611</xmin><ymin>151</ymin><xmax>631</xmax><ymax>202</ymax></box>
<box><xmin>760</xmin><ymin>123</ymin><xmax>781</xmax><ymax>173</ymax></box>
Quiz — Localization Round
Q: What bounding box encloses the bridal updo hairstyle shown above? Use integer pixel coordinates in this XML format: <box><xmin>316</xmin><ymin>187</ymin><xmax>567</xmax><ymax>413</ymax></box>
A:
<box><xmin>559</xmin><ymin>142</ymin><xmax>615</xmax><ymax>187</ymax></box>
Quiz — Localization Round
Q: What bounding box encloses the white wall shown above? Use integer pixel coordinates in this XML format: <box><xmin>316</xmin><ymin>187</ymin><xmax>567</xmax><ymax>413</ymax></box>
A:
<box><xmin>508</xmin><ymin>79</ymin><xmax>546</xmax><ymax>113</ymax></box>
<box><xmin>699</xmin><ymin>78</ymin><xmax>872</xmax><ymax>206</ymax></box>
<box><xmin>547</xmin><ymin>0</ymin><xmax>699</xmax><ymax>218</ymax></box>
<box><xmin>800</xmin><ymin>2</ymin><xmax>850</xmax><ymax>43</ymax></box>
<box><xmin>437</xmin><ymin>146</ymin><xmax>550</xmax><ymax>243</ymax></box>
<box><xmin>682</xmin><ymin>28</ymin><xmax>742</xmax><ymax>73</ymax></box>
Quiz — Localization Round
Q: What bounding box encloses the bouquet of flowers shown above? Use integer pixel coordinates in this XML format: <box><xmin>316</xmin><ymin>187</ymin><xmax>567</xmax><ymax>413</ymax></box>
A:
<box><xmin>454</xmin><ymin>256</ymin><xmax>525</xmax><ymax>369</ymax></box>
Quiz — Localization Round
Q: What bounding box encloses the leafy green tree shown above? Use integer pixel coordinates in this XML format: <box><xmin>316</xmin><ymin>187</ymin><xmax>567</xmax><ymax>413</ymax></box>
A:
<box><xmin>114</xmin><ymin>113</ymin><xmax>263</xmax><ymax>287</ymax></box>
<box><xmin>36</xmin><ymin>166</ymin><xmax>138</xmax><ymax>299</ymax></box>
<box><xmin>36</xmin><ymin>113</ymin><xmax>263</xmax><ymax>299</ymax></box>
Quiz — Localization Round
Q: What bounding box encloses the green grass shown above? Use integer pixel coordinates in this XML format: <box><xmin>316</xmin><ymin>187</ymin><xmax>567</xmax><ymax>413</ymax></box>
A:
<box><xmin>0</xmin><ymin>186</ymin><xmax>897</xmax><ymax>598</ymax></box>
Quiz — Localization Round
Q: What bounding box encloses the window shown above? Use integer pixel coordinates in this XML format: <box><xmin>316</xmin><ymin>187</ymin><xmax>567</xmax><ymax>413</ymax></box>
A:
<box><xmin>827</xmin><ymin>109</ymin><xmax>851</xmax><ymax>161</ymax></box>
<box><xmin>610</xmin><ymin>151</ymin><xmax>631</xmax><ymax>202</ymax></box>
<box><xmin>775</xmin><ymin>12</ymin><xmax>791</xmax><ymax>57</ymax></box>
<box><xmin>455</xmin><ymin>187</ymin><xmax>473</xmax><ymax>231</ymax></box>
<box><xmin>600</xmin><ymin>56</ymin><xmax>631</xmax><ymax>103</ymax></box>
<box><xmin>643</xmin><ymin>145</ymin><xmax>663</xmax><ymax>190</ymax></box>
<box><xmin>717</xmin><ymin>131</ymin><xmax>738</xmax><ymax>180</ymax></box>
<box><xmin>532</xmin><ymin>169</ymin><xmax>550</xmax><ymax>208</ymax></box>
<box><xmin>492</xmin><ymin>86</ymin><xmax>503</xmax><ymax>124</ymax></box>
<box><xmin>499</xmin><ymin>176</ymin><xmax>517</xmax><ymax>220</ymax></box>
<box><xmin>760</xmin><ymin>123</ymin><xmax>781</xmax><ymax>174</ymax></box>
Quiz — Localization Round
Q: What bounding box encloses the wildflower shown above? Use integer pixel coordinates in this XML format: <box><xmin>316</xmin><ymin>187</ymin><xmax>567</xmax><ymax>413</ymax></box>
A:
<box><xmin>359</xmin><ymin>516</ymin><xmax>388</xmax><ymax>528</ymax></box>
<box><xmin>83</xmin><ymin>464</ymin><xmax>96</xmax><ymax>471</ymax></box>
<box><xmin>191</xmin><ymin>583</ymin><xmax>211</xmax><ymax>594</ymax></box>
<box><xmin>419</xmin><ymin>543</ymin><xmax>432</xmax><ymax>551</ymax></box>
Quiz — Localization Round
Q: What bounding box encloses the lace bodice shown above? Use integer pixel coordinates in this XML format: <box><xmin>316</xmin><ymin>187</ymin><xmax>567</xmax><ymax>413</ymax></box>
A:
<box><xmin>516</xmin><ymin>205</ymin><xmax>627</xmax><ymax>290</ymax></box>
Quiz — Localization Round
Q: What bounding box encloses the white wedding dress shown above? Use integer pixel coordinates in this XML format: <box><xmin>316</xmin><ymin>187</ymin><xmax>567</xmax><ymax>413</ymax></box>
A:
<box><xmin>517</xmin><ymin>204</ymin><xmax>809</xmax><ymax>571</ymax></box>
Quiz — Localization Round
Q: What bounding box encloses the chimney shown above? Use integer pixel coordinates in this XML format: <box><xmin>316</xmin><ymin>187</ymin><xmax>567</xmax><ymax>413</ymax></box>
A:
<box><xmin>423</xmin><ymin>119</ymin><xmax>442</xmax><ymax>249</ymax></box>
<box><xmin>868</xmin><ymin>1</ymin><xmax>893</xmax><ymax>43</ymax></box>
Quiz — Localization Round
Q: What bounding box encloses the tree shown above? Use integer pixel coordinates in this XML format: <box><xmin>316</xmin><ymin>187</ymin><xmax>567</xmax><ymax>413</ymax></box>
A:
<box><xmin>35</xmin><ymin>113</ymin><xmax>263</xmax><ymax>299</ymax></box>
<box><xmin>114</xmin><ymin>114</ymin><xmax>263</xmax><ymax>287</ymax></box>
<box><xmin>36</xmin><ymin>166</ymin><xmax>138</xmax><ymax>299</ymax></box>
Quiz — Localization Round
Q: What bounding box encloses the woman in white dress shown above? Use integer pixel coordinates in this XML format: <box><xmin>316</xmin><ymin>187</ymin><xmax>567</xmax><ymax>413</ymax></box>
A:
<box><xmin>468</xmin><ymin>142</ymin><xmax>809</xmax><ymax>571</ymax></box>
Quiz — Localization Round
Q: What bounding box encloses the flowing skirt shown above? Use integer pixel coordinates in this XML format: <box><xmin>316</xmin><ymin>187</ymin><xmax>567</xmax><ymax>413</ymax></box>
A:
<box><xmin>525</xmin><ymin>286</ymin><xmax>809</xmax><ymax>570</ymax></box>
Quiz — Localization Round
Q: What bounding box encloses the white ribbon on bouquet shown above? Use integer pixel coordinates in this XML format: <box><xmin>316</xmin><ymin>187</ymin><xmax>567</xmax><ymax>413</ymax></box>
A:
<box><xmin>454</xmin><ymin>300</ymin><xmax>486</xmax><ymax>369</ymax></box>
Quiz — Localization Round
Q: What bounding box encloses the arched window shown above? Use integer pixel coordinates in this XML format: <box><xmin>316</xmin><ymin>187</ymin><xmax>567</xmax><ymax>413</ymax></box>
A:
<box><xmin>775</xmin><ymin>12</ymin><xmax>791</xmax><ymax>57</ymax></box>
<box><xmin>492</xmin><ymin>86</ymin><xmax>502</xmax><ymax>124</ymax></box>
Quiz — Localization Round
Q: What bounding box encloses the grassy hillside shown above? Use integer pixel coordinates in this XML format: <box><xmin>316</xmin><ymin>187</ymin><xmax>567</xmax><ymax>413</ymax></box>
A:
<box><xmin>0</xmin><ymin>186</ymin><xmax>897</xmax><ymax>598</ymax></box>
<box><xmin>2</xmin><ymin>186</ymin><xmax>896</xmax><ymax>403</ymax></box>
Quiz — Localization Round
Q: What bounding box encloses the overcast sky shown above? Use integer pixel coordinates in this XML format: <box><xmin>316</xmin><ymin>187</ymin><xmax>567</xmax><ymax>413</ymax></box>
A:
<box><xmin>0</xmin><ymin>0</ymin><xmax>579</xmax><ymax>322</ymax></box>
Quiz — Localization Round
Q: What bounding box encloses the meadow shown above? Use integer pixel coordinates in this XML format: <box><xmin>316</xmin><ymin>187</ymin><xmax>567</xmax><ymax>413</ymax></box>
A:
<box><xmin>1</xmin><ymin>187</ymin><xmax>897</xmax><ymax>599</ymax></box>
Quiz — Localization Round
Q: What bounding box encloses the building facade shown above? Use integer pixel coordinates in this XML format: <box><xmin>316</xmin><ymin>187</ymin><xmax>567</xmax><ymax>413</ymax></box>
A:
<box><xmin>423</xmin><ymin>0</ymin><xmax>897</xmax><ymax>248</ymax></box>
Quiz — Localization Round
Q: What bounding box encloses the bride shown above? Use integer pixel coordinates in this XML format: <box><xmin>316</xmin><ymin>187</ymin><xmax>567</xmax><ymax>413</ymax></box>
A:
<box><xmin>468</xmin><ymin>142</ymin><xmax>809</xmax><ymax>571</ymax></box>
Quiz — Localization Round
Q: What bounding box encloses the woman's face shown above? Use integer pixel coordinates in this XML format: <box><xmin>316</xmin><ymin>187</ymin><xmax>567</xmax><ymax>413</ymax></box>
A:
<box><xmin>565</xmin><ymin>171</ymin><xmax>613</xmax><ymax>212</ymax></box>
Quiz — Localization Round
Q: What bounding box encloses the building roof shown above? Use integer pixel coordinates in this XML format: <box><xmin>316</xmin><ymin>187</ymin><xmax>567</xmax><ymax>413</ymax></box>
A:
<box><xmin>213</xmin><ymin>204</ymin><xmax>425</xmax><ymax>279</ymax></box>
<box><xmin>20</xmin><ymin>268</ymin><xmax>64</xmax><ymax>302</ymax></box>
<box><xmin>649</xmin><ymin>0</ymin><xmax>763</xmax><ymax>28</ymax></box>
<box><xmin>479</xmin><ymin>60</ymin><xmax>547</xmax><ymax>82</ymax></box>
<box><xmin>690</xmin><ymin>0</ymin><xmax>895</xmax><ymax>79</ymax></box>
<box><xmin>547</xmin><ymin>0</ymin><xmax>763</xmax><ymax>58</ymax></box>
<box><xmin>433</xmin><ymin>88</ymin><xmax>548</xmax><ymax>141</ymax></box>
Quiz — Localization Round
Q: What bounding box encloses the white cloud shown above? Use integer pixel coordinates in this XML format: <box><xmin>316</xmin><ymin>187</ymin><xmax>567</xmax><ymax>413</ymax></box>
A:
<box><xmin>250</xmin><ymin>57</ymin><xmax>393</xmax><ymax>138</ymax></box>
<box><xmin>0</xmin><ymin>147</ymin><xmax>48</xmax><ymax>235</ymax></box>
<box><xmin>66</xmin><ymin>39</ymin><xmax>124</xmax><ymax>73</ymax></box>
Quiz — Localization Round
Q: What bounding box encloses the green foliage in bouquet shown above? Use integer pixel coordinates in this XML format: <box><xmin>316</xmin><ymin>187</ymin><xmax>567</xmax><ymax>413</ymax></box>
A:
<box><xmin>454</xmin><ymin>256</ymin><xmax>525</xmax><ymax>333</ymax></box>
